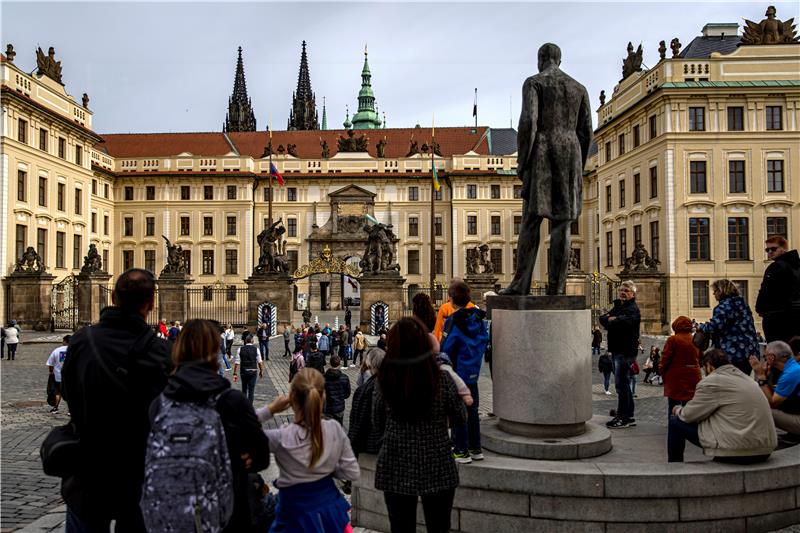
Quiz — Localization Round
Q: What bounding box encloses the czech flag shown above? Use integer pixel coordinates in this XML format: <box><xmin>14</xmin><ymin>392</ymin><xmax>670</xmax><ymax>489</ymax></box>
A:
<box><xmin>432</xmin><ymin>160</ymin><xmax>440</xmax><ymax>192</ymax></box>
<box><xmin>269</xmin><ymin>162</ymin><xmax>285</xmax><ymax>186</ymax></box>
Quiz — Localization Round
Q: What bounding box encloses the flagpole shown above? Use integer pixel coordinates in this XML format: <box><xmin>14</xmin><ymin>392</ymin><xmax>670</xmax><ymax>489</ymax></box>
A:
<box><xmin>268</xmin><ymin>117</ymin><xmax>273</xmax><ymax>227</ymax></box>
<box><xmin>430</xmin><ymin>113</ymin><xmax>436</xmax><ymax>302</ymax></box>
<box><xmin>474</xmin><ymin>88</ymin><xmax>478</xmax><ymax>129</ymax></box>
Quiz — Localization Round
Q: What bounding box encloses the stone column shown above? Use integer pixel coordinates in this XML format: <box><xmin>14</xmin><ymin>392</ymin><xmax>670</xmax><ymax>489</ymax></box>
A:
<box><xmin>245</xmin><ymin>273</ymin><xmax>294</xmax><ymax>329</ymax></box>
<box><xmin>157</xmin><ymin>273</ymin><xmax>193</xmax><ymax>324</ymax></box>
<box><xmin>619</xmin><ymin>272</ymin><xmax>666</xmax><ymax>335</ymax></box>
<box><xmin>481</xmin><ymin>295</ymin><xmax>611</xmax><ymax>460</ymax></box>
<box><xmin>464</xmin><ymin>274</ymin><xmax>498</xmax><ymax>308</ymax></box>
<box><xmin>77</xmin><ymin>271</ymin><xmax>112</xmax><ymax>326</ymax></box>
<box><xmin>3</xmin><ymin>272</ymin><xmax>56</xmax><ymax>330</ymax></box>
<box><xmin>359</xmin><ymin>273</ymin><xmax>406</xmax><ymax>332</ymax></box>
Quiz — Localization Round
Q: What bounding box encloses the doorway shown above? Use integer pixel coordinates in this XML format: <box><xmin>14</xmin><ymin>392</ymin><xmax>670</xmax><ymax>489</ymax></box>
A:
<box><xmin>320</xmin><ymin>282</ymin><xmax>330</xmax><ymax>310</ymax></box>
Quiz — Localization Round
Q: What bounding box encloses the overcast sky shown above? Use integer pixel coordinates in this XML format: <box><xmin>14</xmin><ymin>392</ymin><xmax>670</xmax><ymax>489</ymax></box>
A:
<box><xmin>3</xmin><ymin>1</ymin><xmax>797</xmax><ymax>134</ymax></box>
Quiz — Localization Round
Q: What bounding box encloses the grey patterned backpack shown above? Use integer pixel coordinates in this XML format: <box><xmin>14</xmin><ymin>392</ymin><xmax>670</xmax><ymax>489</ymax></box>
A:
<box><xmin>140</xmin><ymin>392</ymin><xmax>233</xmax><ymax>533</ymax></box>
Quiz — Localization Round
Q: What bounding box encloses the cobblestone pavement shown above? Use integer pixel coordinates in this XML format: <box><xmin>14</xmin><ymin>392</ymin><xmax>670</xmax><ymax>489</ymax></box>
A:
<box><xmin>2</xmin><ymin>333</ymin><xmax>798</xmax><ymax>532</ymax></box>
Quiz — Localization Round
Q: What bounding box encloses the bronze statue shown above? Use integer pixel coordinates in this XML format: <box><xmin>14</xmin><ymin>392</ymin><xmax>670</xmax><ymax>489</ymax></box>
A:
<box><xmin>360</xmin><ymin>222</ymin><xmax>398</xmax><ymax>274</ymax></box>
<box><xmin>670</xmin><ymin>38</ymin><xmax>681</xmax><ymax>58</ymax></box>
<box><xmin>255</xmin><ymin>219</ymin><xmax>286</xmax><ymax>274</ymax></box>
<box><xmin>466</xmin><ymin>244</ymin><xmax>494</xmax><ymax>275</ymax></box>
<box><xmin>337</xmin><ymin>129</ymin><xmax>368</xmax><ymax>152</ymax></box>
<box><xmin>320</xmin><ymin>139</ymin><xmax>330</xmax><ymax>158</ymax></box>
<box><xmin>568</xmin><ymin>249</ymin><xmax>581</xmax><ymax>272</ymax></box>
<box><xmin>658</xmin><ymin>40</ymin><xmax>667</xmax><ymax>60</ymax></box>
<box><xmin>81</xmin><ymin>244</ymin><xmax>103</xmax><ymax>274</ymax></box>
<box><xmin>376</xmin><ymin>138</ymin><xmax>387</xmax><ymax>158</ymax></box>
<box><xmin>741</xmin><ymin>6</ymin><xmax>799</xmax><ymax>45</ymax></box>
<box><xmin>620</xmin><ymin>243</ymin><xmax>661</xmax><ymax>275</ymax></box>
<box><xmin>621</xmin><ymin>42</ymin><xmax>644</xmax><ymax>80</ymax></box>
<box><xmin>35</xmin><ymin>46</ymin><xmax>63</xmax><ymax>84</ymax></box>
<box><xmin>5</xmin><ymin>44</ymin><xmax>15</xmax><ymax>63</ymax></box>
<box><xmin>161</xmin><ymin>236</ymin><xmax>187</xmax><ymax>275</ymax></box>
<box><xmin>500</xmin><ymin>43</ymin><xmax>593</xmax><ymax>296</ymax></box>
<box><xmin>14</xmin><ymin>246</ymin><xmax>45</xmax><ymax>274</ymax></box>
<box><xmin>82</xmin><ymin>93</ymin><xmax>90</xmax><ymax>108</ymax></box>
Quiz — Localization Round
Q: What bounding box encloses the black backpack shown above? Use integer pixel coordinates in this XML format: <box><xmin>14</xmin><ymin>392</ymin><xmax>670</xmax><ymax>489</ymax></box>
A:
<box><xmin>306</xmin><ymin>351</ymin><xmax>325</xmax><ymax>374</ymax></box>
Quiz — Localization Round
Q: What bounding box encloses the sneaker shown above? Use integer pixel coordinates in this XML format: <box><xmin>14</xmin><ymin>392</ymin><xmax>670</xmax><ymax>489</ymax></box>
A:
<box><xmin>452</xmin><ymin>451</ymin><xmax>472</xmax><ymax>464</ymax></box>
<box><xmin>469</xmin><ymin>449</ymin><xmax>484</xmax><ymax>461</ymax></box>
<box><xmin>605</xmin><ymin>416</ymin><xmax>620</xmax><ymax>428</ymax></box>
<box><xmin>49</xmin><ymin>407</ymin><xmax>59</xmax><ymax>413</ymax></box>
<box><xmin>607</xmin><ymin>418</ymin><xmax>634</xmax><ymax>429</ymax></box>
<box><xmin>627</xmin><ymin>418</ymin><xmax>637</xmax><ymax>426</ymax></box>
<box><xmin>604</xmin><ymin>390</ymin><xmax>612</xmax><ymax>395</ymax></box>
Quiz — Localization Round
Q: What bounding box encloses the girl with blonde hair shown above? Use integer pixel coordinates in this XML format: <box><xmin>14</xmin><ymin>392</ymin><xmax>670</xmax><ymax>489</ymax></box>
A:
<box><xmin>257</xmin><ymin>368</ymin><xmax>359</xmax><ymax>531</ymax></box>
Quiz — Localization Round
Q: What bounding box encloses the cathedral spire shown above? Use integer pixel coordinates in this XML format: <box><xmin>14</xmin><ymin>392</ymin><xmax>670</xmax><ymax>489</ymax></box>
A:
<box><xmin>223</xmin><ymin>47</ymin><xmax>257</xmax><ymax>132</ymax></box>
<box><xmin>351</xmin><ymin>44</ymin><xmax>382</xmax><ymax>129</ymax></box>
<box><xmin>321</xmin><ymin>96</ymin><xmax>328</xmax><ymax>130</ymax></box>
<box><xmin>288</xmin><ymin>40</ymin><xmax>319</xmax><ymax>130</ymax></box>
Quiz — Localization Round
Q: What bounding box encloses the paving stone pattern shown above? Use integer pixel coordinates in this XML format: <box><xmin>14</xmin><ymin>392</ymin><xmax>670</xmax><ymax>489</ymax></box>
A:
<box><xmin>2</xmin><ymin>332</ymin><xmax>797</xmax><ymax>532</ymax></box>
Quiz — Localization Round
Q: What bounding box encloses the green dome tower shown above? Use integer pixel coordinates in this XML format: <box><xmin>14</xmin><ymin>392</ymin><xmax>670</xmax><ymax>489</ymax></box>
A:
<box><xmin>350</xmin><ymin>46</ymin><xmax>382</xmax><ymax>129</ymax></box>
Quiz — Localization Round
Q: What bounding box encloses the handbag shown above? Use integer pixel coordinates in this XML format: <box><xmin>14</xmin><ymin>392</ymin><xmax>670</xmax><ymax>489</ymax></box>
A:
<box><xmin>630</xmin><ymin>359</ymin><xmax>640</xmax><ymax>375</ymax></box>
<box><xmin>692</xmin><ymin>329</ymin><xmax>710</xmax><ymax>351</ymax></box>
<box><xmin>40</xmin><ymin>421</ymin><xmax>80</xmax><ymax>477</ymax></box>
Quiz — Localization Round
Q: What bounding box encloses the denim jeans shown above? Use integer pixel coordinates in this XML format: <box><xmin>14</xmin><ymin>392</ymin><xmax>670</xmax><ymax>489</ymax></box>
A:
<box><xmin>66</xmin><ymin>505</ymin><xmax>145</xmax><ymax>533</ymax></box>
<box><xmin>602</xmin><ymin>371</ymin><xmax>611</xmax><ymax>392</ymax></box>
<box><xmin>667</xmin><ymin>415</ymin><xmax>701</xmax><ymax>462</ymax></box>
<box><xmin>612</xmin><ymin>354</ymin><xmax>635</xmax><ymax>420</ymax></box>
<box><xmin>259</xmin><ymin>340</ymin><xmax>270</xmax><ymax>361</ymax></box>
<box><xmin>630</xmin><ymin>375</ymin><xmax>637</xmax><ymax>396</ymax></box>
<box><xmin>592</xmin><ymin>346</ymin><xmax>601</xmax><ymax>356</ymax></box>
<box><xmin>241</xmin><ymin>370</ymin><xmax>257</xmax><ymax>404</ymax></box>
<box><xmin>453</xmin><ymin>382</ymin><xmax>481</xmax><ymax>453</ymax></box>
<box><xmin>220</xmin><ymin>351</ymin><xmax>231</xmax><ymax>370</ymax></box>
<box><xmin>667</xmin><ymin>397</ymin><xmax>687</xmax><ymax>418</ymax></box>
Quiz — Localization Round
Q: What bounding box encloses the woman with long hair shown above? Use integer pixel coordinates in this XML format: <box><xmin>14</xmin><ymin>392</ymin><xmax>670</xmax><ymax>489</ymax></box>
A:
<box><xmin>373</xmin><ymin>317</ymin><xmax>467</xmax><ymax>533</ymax></box>
<box><xmin>412</xmin><ymin>292</ymin><xmax>440</xmax><ymax>353</ymax></box>
<box><xmin>256</xmin><ymin>368</ymin><xmax>359</xmax><ymax>531</ymax></box>
<box><xmin>145</xmin><ymin>319</ymin><xmax>270</xmax><ymax>532</ymax></box>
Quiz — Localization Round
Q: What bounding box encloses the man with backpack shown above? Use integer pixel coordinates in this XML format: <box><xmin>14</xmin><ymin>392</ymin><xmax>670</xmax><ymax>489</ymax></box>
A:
<box><xmin>440</xmin><ymin>281</ymin><xmax>489</xmax><ymax>464</ymax></box>
<box><xmin>306</xmin><ymin>339</ymin><xmax>325</xmax><ymax>375</ymax></box>
<box><xmin>60</xmin><ymin>268</ymin><xmax>171</xmax><ymax>532</ymax></box>
<box><xmin>233</xmin><ymin>334</ymin><xmax>265</xmax><ymax>405</ymax></box>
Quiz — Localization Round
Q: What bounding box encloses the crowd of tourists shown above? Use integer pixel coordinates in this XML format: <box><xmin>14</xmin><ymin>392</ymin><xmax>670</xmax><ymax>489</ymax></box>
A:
<box><xmin>598</xmin><ymin>234</ymin><xmax>800</xmax><ymax>463</ymax></box>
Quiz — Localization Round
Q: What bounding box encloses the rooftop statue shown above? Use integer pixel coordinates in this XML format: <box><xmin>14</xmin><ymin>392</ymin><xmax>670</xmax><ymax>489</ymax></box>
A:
<box><xmin>741</xmin><ymin>6</ymin><xmax>799</xmax><ymax>45</ymax></box>
<box><xmin>658</xmin><ymin>40</ymin><xmax>667</xmax><ymax>60</ymax></box>
<box><xmin>670</xmin><ymin>38</ymin><xmax>682</xmax><ymax>58</ymax></box>
<box><xmin>621</xmin><ymin>42</ymin><xmax>643</xmax><ymax>79</ymax></box>
<box><xmin>36</xmin><ymin>46</ymin><xmax>63</xmax><ymax>84</ymax></box>
<box><xmin>337</xmin><ymin>129</ymin><xmax>369</xmax><ymax>152</ymax></box>
<box><xmin>499</xmin><ymin>43</ymin><xmax>593</xmax><ymax>296</ymax></box>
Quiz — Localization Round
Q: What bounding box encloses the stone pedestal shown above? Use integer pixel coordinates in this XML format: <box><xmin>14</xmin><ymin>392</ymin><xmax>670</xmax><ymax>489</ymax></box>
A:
<box><xmin>3</xmin><ymin>272</ymin><xmax>56</xmax><ymax>330</ymax></box>
<box><xmin>245</xmin><ymin>273</ymin><xmax>294</xmax><ymax>329</ymax></box>
<box><xmin>157</xmin><ymin>273</ymin><xmax>193</xmax><ymax>323</ymax></box>
<box><xmin>464</xmin><ymin>274</ymin><xmax>498</xmax><ymax>308</ymax></box>
<box><xmin>77</xmin><ymin>271</ymin><xmax>112</xmax><ymax>326</ymax></box>
<box><xmin>482</xmin><ymin>295</ymin><xmax>611</xmax><ymax>459</ymax></box>
<box><xmin>619</xmin><ymin>272</ymin><xmax>666</xmax><ymax>335</ymax></box>
<box><xmin>359</xmin><ymin>273</ymin><xmax>406</xmax><ymax>333</ymax></box>
<box><xmin>565</xmin><ymin>272</ymin><xmax>588</xmax><ymax>299</ymax></box>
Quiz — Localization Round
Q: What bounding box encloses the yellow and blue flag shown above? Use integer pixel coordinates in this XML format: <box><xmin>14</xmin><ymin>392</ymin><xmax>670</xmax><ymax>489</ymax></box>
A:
<box><xmin>432</xmin><ymin>160</ymin><xmax>440</xmax><ymax>192</ymax></box>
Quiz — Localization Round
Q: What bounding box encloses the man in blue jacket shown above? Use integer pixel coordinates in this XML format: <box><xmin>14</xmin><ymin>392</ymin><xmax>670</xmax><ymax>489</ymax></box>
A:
<box><xmin>599</xmin><ymin>280</ymin><xmax>641</xmax><ymax>429</ymax></box>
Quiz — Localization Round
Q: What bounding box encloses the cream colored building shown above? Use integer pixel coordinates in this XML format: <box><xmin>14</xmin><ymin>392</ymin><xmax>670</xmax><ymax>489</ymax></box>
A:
<box><xmin>589</xmin><ymin>22</ymin><xmax>800</xmax><ymax>331</ymax></box>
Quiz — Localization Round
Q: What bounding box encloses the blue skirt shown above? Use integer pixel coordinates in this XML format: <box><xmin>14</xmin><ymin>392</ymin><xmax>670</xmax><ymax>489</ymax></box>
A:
<box><xmin>269</xmin><ymin>475</ymin><xmax>350</xmax><ymax>533</ymax></box>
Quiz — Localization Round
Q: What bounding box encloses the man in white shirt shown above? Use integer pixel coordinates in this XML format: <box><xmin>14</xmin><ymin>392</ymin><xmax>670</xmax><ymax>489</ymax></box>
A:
<box><xmin>232</xmin><ymin>333</ymin><xmax>265</xmax><ymax>404</ymax></box>
<box><xmin>46</xmin><ymin>335</ymin><xmax>70</xmax><ymax>413</ymax></box>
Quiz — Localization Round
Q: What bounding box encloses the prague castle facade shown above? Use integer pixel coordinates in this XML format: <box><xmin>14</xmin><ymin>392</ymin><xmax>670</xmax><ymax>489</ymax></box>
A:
<box><xmin>2</xmin><ymin>9</ymin><xmax>799</xmax><ymax>330</ymax></box>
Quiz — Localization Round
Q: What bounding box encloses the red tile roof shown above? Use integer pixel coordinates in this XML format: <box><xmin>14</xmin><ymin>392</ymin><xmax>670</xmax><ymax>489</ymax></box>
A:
<box><xmin>97</xmin><ymin>132</ymin><xmax>234</xmax><ymax>158</ymax></box>
<box><xmin>98</xmin><ymin>127</ymin><xmax>490</xmax><ymax>159</ymax></box>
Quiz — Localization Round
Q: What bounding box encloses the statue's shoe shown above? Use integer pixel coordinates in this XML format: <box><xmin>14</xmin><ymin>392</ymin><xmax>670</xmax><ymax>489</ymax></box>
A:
<box><xmin>497</xmin><ymin>287</ymin><xmax>526</xmax><ymax>296</ymax></box>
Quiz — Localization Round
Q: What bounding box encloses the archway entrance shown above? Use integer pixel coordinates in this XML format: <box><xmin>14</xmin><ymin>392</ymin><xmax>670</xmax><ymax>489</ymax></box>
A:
<box><xmin>293</xmin><ymin>246</ymin><xmax>361</xmax><ymax>313</ymax></box>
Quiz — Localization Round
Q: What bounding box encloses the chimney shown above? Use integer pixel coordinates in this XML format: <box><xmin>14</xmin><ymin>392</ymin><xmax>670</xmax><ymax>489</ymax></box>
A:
<box><xmin>702</xmin><ymin>23</ymin><xmax>739</xmax><ymax>38</ymax></box>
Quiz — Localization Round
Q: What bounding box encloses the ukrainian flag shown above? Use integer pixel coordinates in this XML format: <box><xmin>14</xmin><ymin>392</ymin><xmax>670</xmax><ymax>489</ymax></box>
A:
<box><xmin>432</xmin><ymin>161</ymin><xmax>441</xmax><ymax>192</ymax></box>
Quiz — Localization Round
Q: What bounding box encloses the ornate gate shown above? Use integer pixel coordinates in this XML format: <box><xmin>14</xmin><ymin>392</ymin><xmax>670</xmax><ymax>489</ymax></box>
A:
<box><xmin>51</xmin><ymin>274</ymin><xmax>79</xmax><ymax>330</ymax></box>
<box><xmin>587</xmin><ymin>272</ymin><xmax>620</xmax><ymax>326</ymax></box>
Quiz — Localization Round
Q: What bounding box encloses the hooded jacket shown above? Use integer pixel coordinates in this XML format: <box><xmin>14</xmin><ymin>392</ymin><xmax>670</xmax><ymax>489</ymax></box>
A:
<box><xmin>677</xmin><ymin>365</ymin><xmax>777</xmax><ymax>458</ymax></box>
<box><xmin>699</xmin><ymin>295</ymin><xmax>759</xmax><ymax>363</ymax></box>
<box><xmin>599</xmin><ymin>298</ymin><xmax>641</xmax><ymax>357</ymax></box>
<box><xmin>756</xmin><ymin>249</ymin><xmax>800</xmax><ymax>315</ymax></box>
<box><xmin>155</xmin><ymin>362</ymin><xmax>270</xmax><ymax>533</ymax></box>
<box><xmin>659</xmin><ymin>316</ymin><xmax>702</xmax><ymax>401</ymax></box>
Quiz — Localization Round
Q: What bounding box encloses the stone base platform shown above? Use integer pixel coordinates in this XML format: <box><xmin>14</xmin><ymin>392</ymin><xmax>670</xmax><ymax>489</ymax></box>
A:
<box><xmin>481</xmin><ymin>418</ymin><xmax>612</xmax><ymax>460</ymax></box>
<box><xmin>352</xmin><ymin>418</ymin><xmax>800</xmax><ymax>532</ymax></box>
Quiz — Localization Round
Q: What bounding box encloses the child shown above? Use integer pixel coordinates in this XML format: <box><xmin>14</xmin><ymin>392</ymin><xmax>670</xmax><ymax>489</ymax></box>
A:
<box><xmin>323</xmin><ymin>355</ymin><xmax>351</xmax><ymax>425</ymax></box>
<box><xmin>257</xmin><ymin>369</ymin><xmax>359</xmax><ymax>531</ymax></box>
<box><xmin>436</xmin><ymin>353</ymin><xmax>473</xmax><ymax>406</ymax></box>
<box><xmin>290</xmin><ymin>348</ymin><xmax>305</xmax><ymax>382</ymax></box>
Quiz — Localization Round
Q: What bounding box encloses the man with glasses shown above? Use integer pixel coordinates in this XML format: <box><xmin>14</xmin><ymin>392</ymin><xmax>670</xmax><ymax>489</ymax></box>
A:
<box><xmin>599</xmin><ymin>280</ymin><xmax>641</xmax><ymax>429</ymax></box>
<box><xmin>756</xmin><ymin>236</ymin><xmax>800</xmax><ymax>343</ymax></box>
<box><xmin>750</xmin><ymin>341</ymin><xmax>800</xmax><ymax>439</ymax></box>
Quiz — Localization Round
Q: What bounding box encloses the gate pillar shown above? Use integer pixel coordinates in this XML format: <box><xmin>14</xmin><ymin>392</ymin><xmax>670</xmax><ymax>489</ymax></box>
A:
<box><xmin>359</xmin><ymin>273</ymin><xmax>406</xmax><ymax>333</ymax></box>
<box><xmin>245</xmin><ymin>273</ymin><xmax>294</xmax><ymax>329</ymax></box>
<box><xmin>77</xmin><ymin>271</ymin><xmax>112</xmax><ymax>326</ymax></box>
<box><xmin>3</xmin><ymin>272</ymin><xmax>56</xmax><ymax>330</ymax></box>
<box><xmin>158</xmin><ymin>273</ymin><xmax>193</xmax><ymax>324</ymax></box>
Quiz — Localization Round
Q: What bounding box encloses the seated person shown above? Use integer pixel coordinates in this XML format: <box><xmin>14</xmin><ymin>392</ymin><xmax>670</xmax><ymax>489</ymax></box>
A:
<box><xmin>750</xmin><ymin>341</ymin><xmax>800</xmax><ymax>437</ymax></box>
<box><xmin>668</xmin><ymin>349</ymin><xmax>776</xmax><ymax>463</ymax></box>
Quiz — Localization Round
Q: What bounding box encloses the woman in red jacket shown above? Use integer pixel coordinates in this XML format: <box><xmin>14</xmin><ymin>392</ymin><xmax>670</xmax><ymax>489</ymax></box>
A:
<box><xmin>659</xmin><ymin>316</ymin><xmax>702</xmax><ymax>416</ymax></box>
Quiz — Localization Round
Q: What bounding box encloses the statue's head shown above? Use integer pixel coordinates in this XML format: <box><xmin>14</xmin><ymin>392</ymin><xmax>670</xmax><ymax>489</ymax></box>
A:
<box><xmin>766</xmin><ymin>5</ymin><xmax>776</xmax><ymax>17</ymax></box>
<box><xmin>538</xmin><ymin>43</ymin><xmax>561</xmax><ymax>71</ymax></box>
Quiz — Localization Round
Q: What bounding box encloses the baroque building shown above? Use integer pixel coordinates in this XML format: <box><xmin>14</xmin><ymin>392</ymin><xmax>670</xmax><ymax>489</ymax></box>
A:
<box><xmin>223</xmin><ymin>47</ymin><xmax>257</xmax><ymax>132</ymax></box>
<box><xmin>586</xmin><ymin>15</ymin><xmax>800</xmax><ymax>330</ymax></box>
<box><xmin>287</xmin><ymin>41</ymin><xmax>319</xmax><ymax>131</ymax></box>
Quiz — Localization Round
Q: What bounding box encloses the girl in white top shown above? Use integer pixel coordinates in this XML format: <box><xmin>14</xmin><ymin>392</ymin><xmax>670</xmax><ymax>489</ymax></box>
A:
<box><xmin>5</xmin><ymin>321</ymin><xmax>20</xmax><ymax>360</ymax></box>
<box><xmin>257</xmin><ymin>368</ymin><xmax>359</xmax><ymax>531</ymax></box>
